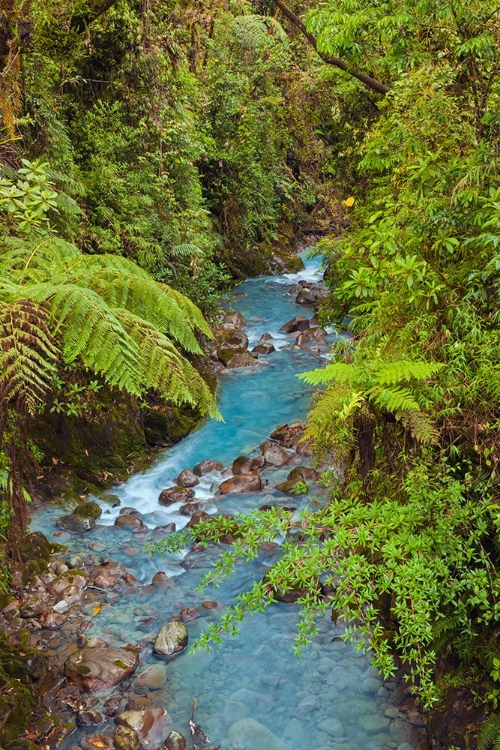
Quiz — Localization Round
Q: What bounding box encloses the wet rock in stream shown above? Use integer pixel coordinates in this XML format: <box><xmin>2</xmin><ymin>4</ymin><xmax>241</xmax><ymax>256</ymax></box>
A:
<box><xmin>158</xmin><ymin>486</ymin><xmax>195</xmax><ymax>506</ymax></box>
<box><xmin>193</xmin><ymin>460</ymin><xmax>223</xmax><ymax>476</ymax></box>
<box><xmin>65</xmin><ymin>644</ymin><xmax>139</xmax><ymax>693</ymax></box>
<box><xmin>218</xmin><ymin>472</ymin><xmax>262</xmax><ymax>494</ymax></box>
<box><xmin>153</xmin><ymin>620</ymin><xmax>188</xmax><ymax>657</ymax></box>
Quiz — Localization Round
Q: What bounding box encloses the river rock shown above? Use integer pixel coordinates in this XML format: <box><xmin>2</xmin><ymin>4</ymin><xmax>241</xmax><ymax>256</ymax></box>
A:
<box><xmin>227</xmin><ymin>718</ymin><xmax>289</xmax><ymax>750</ymax></box>
<box><xmin>318</xmin><ymin>718</ymin><xmax>344</xmax><ymax>737</ymax></box>
<box><xmin>158</xmin><ymin>486</ymin><xmax>195</xmax><ymax>506</ymax></box>
<box><xmin>176</xmin><ymin>468</ymin><xmax>199</xmax><ymax>487</ymax></box>
<box><xmin>222</xmin><ymin>311</ymin><xmax>246</xmax><ymax>329</ymax></box>
<box><xmin>252</xmin><ymin>342</ymin><xmax>276</xmax><ymax>355</ymax></box>
<box><xmin>114</xmin><ymin>514</ymin><xmax>146</xmax><ymax>530</ymax></box>
<box><xmin>224</xmin><ymin>352</ymin><xmax>259</xmax><ymax>368</ymax></box>
<box><xmin>44</xmin><ymin>612</ymin><xmax>69</xmax><ymax>629</ymax></box>
<box><xmin>218</xmin><ymin>473</ymin><xmax>262</xmax><ymax>494</ymax></box>
<box><xmin>296</xmin><ymin>326</ymin><xmax>327</xmax><ymax>346</ymax></box>
<box><xmin>73</xmin><ymin>501</ymin><xmax>103</xmax><ymax>520</ymax></box>
<box><xmin>269</xmin><ymin>423</ymin><xmax>305</xmax><ymax>449</ymax></box>
<box><xmin>152</xmin><ymin>571</ymin><xmax>174</xmax><ymax>588</ymax></box>
<box><xmin>81</xmin><ymin>734</ymin><xmax>114</xmax><ymax>750</ymax></box>
<box><xmin>153</xmin><ymin>620</ymin><xmax>188</xmax><ymax>656</ymax></box>
<box><xmin>162</xmin><ymin>730</ymin><xmax>187</xmax><ymax>750</ymax></box>
<box><xmin>260</xmin><ymin>440</ymin><xmax>290</xmax><ymax>466</ymax></box>
<box><xmin>186</xmin><ymin>510</ymin><xmax>213</xmax><ymax>538</ymax></box>
<box><xmin>48</xmin><ymin>571</ymin><xmax>86</xmax><ymax>597</ymax></box>
<box><xmin>65</xmin><ymin>645</ymin><xmax>139</xmax><ymax>693</ymax></box>
<box><xmin>232</xmin><ymin>455</ymin><xmax>265</xmax><ymax>474</ymax></box>
<box><xmin>78</xmin><ymin>709</ymin><xmax>104</xmax><ymax>726</ymax></box>
<box><xmin>57</xmin><ymin>514</ymin><xmax>96</xmax><ymax>532</ymax></box>
<box><xmin>193</xmin><ymin>460</ymin><xmax>223</xmax><ymax>476</ymax></box>
<box><xmin>114</xmin><ymin>724</ymin><xmax>141</xmax><ymax>750</ymax></box>
<box><xmin>279</xmin><ymin>316</ymin><xmax>310</xmax><ymax>334</ymax></box>
<box><xmin>135</xmin><ymin>664</ymin><xmax>167</xmax><ymax>689</ymax></box>
<box><xmin>116</xmin><ymin>708</ymin><xmax>167</xmax><ymax>738</ymax></box>
<box><xmin>358</xmin><ymin>715</ymin><xmax>390</xmax><ymax>734</ymax></box>
<box><xmin>296</xmin><ymin>285</ymin><xmax>325</xmax><ymax>306</ymax></box>
<box><xmin>19</xmin><ymin>593</ymin><xmax>48</xmax><ymax>618</ymax></box>
<box><xmin>179</xmin><ymin>501</ymin><xmax>204</xmax><ymax>516</ymax></box>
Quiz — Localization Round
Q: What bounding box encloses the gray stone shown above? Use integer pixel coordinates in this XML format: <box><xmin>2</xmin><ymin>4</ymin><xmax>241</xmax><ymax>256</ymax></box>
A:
<box><xmin>317</xmin><ymin>718</ymin><xmax>344</xmax><ymax>738</ymax></box>
<box><xmin>135</xmin><ymin>664</ymin><xmax>167</xmax><ymax>689</ymax></box>
<box><xmin>222</xmin><ymin>311</ymin><xmax>246</xmax><ymax>329</ymax></box>
<box><xmin>361</xmin><ymin>677</ymin><xmax>383</xmax><ymax>694</ymax></box>
<box><xmin>227</xmin><ymin>718</ymin><xmax>289</xmax><ymax>750</ymax></box>
<box><xmin>398</xmin><ymin>744</ymin><xmax>416</xmax><ymax>750</ymax></box>
<box><xmin>358</xmin><ymin>714</ymin><xmax>390</xmax><ymax>734</ymax></box>
<box><xmin>222</xmin><ymin>700</ymin><xmax>248</xmax><ymax>726</ymax></box>
<box><xmin>260</xmin><ymin>440</ymin><xmax>290</xmax><ymax>466</ymax></box>
<box><xmin>153</xmin><ymin>620</ymin><xmax>188</xmax><ymax>656</ymax></box>
<box><xmin>224</xmin><ymin>352</ymin><xmax>259</xmax><ymax>368</ymax></box>
<box><xmin>57</xmin><ymin>514</ymin><xmax>95</xmax><ymax>532</ymax></box>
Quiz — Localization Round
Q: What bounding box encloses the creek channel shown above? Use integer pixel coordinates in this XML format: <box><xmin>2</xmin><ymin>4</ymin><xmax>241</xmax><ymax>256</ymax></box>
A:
<box><xmin>31</xmin><ymin>253</ymin><xmax>423</xmax><ymax>750</ymax></box>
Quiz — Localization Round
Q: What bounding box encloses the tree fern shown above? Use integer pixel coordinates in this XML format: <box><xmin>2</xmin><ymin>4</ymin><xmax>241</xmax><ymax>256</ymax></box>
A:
<box><xmin>478</xmin><ymin>715</ymin><xmax>500</xmax><ymax>750</ymax></box>
<box><xmin>0</xmin><ymin>237</ymin><xmax>216</xmax><ymax>414</ymax></box>
<box><xmin>0</xmin><ymin>299</ymin><xmax>59</xmax><ymax>414</ymax></box>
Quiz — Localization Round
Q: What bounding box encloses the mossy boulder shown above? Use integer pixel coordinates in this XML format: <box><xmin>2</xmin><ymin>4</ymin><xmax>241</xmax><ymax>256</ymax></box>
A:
<box><xmin>73</xmin><ymin>501</ymin><xmax>102</xmax><ymax>520</ymax></box>
<box><xmin>0</xmin><ymin>634</ymin><xmax>45</xmax><ymax>747</ymax></box>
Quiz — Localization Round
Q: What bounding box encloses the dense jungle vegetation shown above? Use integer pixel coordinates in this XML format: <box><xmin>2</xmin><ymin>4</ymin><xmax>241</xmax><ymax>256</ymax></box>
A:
<box><xmin>2</xmin><ymin>0</ymin><xmax>500</xmax><ymax>746</ymax></box>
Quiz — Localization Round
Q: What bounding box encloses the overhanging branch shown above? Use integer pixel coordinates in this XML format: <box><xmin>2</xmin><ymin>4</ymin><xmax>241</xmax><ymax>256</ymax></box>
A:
<box><xmin>273</xmin><ymin>0</ymin><xmax>390</xmax><ymax>95</ymax></box>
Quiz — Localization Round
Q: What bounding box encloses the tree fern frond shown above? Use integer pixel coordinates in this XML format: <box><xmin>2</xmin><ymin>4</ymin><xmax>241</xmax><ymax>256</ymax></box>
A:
<box><xmin>168</xmin><ymin>243</ymin><xmax>205</xmax><ymax>258</ymax></box>
<box><xmin>374</xmin><ymin>361</ymin><xmax>444</xmax><ymax>385</ymax></box>
<box><xmin>299</xmin><ymin>362</ymin><xmax>355</xmax><ymax>386</ymax></box>
<box><xmin>368</xmin><ymin>385</ymin><xmax>421</xmax><ymax>412</ymax></box>
<box><xmin>117</xmin><ymin>309</ymin><xmax>219</xmax><ymax>417</ymax></box>
<box><xmin>478</xmin><ymin>714</ymin><xmax>500</xmax><ymax>750</ymax></box>
<box><xmin>398</xmin><ymin>409</ymin><xmax>439</xmax><ymax>444</ymax></box>
<box><xmin>26</xmin><ymin>283</ymin><xmax>142</xmax><ymax>394</ymax></box>
<box><xmin>0</xmin><ymin>299</ymin><xmax>59</xmax><ymax>414</ymax></box>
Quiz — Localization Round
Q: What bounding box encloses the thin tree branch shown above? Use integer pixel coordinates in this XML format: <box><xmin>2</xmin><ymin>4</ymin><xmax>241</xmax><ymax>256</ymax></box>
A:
<box><xmin>272</xmin><ymin>0</ymin><xmax>390</xmax><ymax>95</ymax></box>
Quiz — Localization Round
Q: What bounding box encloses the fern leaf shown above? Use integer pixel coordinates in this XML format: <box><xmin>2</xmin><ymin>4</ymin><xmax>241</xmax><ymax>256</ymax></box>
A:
<box><xmin>168</xmin><ymin>244</ymin><xmax>205</xmax><ymax>258</ymax></box>
<box><xmin>117</xmin><ymin>309</ymin><xmax>219</xmax><ymax>417</ymax></box>
<box><xmin>299</xmin><ymin>362</ymin><xmax>355</xmax><ymax>386</ymax></box>
<box><xmin>367</xmin><ymin>385</ymin><xmax>421</xmax><ymax>412</ymax></box>
<box><xmin>0</xmin><ymin>299</ymin><xmax>59</xmax><ymax>414</ymax></box>
<box><xmin>398</xmin><ymin>410</ymin><xmax>439</xmax><ymax>443</ymax></box>
<box><xmin>374</xmin><ymin>361</ymin><xmax>444</xmax><ymax>385</ymax></box>
<box><xmin>478</xmin><ymin>714</ymin><xmax>500</xmax><ymax>750</ymax></box>
<box><xmin>26</xmin><ymin>283</ymin><xmax>142</xmax><ymax>395</ymax></box>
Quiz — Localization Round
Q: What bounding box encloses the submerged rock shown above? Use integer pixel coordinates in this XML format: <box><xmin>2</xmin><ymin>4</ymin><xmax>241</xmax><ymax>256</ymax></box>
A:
<box><xmin>114</xmin><ymin>724</ymin><xmax>141</xmax><ymax>750</ymax></box>
<box><xmin>227</xmin><ymin>718</ymin><xmax>289</xmax><ymax>750</ymax></box>
<box><xmin>223</xmin><ymin>352</ymin><xmax>259</xmax><ymax>369</ymax></box>
<box><xmin>116</xmin><ymin>708</ymin><xmax>167</xmax><ymax>738</ymax></box>
<box><xmin>65</xmin><ymin>645</ymin><xmax>139</xmax><ymax>693</ymax></box>
<box><xmin>218</xmin><ymin>473</ymin><xmax>262</xmax><ymax>494</ymax></box>
<box><xmin>162</xmin><ymin>730</ymin><xmax>187</xmax><ymax>750</ymax></box>
<box><xmin>81</xmin><ymin>734</ymin><xmax>114</xmax><ymax>750</ymax></box>
<box><xmin>56</xmin><ymin>514</ymin><xmax>95</xmax><ymax>533</ymax></box>
<box><xmin>153</xmin><ymin>620</ymin><xmax>188</xmax><ymax>657</ymax></box>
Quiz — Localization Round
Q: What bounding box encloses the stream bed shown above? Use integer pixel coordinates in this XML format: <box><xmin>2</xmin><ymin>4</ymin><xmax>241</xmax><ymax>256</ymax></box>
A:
<box><xmin>30</xmin><ymin>254</ymin><xmax>425</xmax><ymax>750</ymax></box>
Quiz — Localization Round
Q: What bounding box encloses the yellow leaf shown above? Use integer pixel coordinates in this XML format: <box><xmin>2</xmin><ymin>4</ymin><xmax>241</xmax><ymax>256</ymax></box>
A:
<box><xmin>92</xmin><ymin>603</ymin><xmax>103</xmax><ymax>615</ymax></box>
<box><xmin>343</xmin><ymin>196</ymin><xmax>355</xmax><ymax>207</ymax></box>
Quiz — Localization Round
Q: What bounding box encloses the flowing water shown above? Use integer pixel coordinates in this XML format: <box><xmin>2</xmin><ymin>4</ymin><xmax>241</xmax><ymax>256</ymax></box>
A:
<box><xmin>32</xmin><ymin>254</ymin><xmax>421</xmax><ymax>750</ymax></box>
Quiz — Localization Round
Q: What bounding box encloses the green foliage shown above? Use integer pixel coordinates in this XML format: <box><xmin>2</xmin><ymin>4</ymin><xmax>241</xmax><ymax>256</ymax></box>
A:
<box><xmin>479</xmin><ymin>715</ymin><xmax>500</xmax><ymax>750</ymax></box>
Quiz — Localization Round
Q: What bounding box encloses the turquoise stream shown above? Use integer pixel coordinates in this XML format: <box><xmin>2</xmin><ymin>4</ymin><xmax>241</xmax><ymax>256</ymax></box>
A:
<box><xmin>32</xmin><ymin>255</ymin><xmax>416</xmax><ymax>750</ymax></box>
